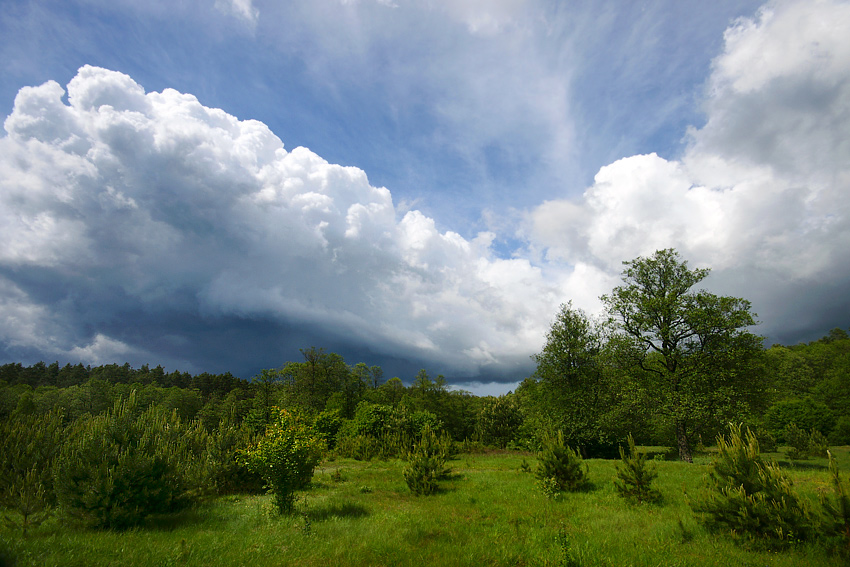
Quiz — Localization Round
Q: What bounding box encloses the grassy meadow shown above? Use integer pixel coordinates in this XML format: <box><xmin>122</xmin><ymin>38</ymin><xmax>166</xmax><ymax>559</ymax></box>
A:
<box><xmin>2</xmin><ymin>448</ymin><xmax>848</xmax><ymax>567</ymax></box>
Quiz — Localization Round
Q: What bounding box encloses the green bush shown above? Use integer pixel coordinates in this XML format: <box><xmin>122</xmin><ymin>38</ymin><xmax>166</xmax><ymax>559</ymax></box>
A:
<box><xmin>313</xmin><ymin>409</ymin><xmax>343</xmax><ymax>450</ymax></box>
<box><xmin>476</xmin><ymin>395</ymin><xmax>522</xmax><ymax>449</ymax></box>
<box><xmin>691</xmin><ymin>424</ymin><xmax>815</xmax><ymax>548</ymax></box>
<box><xmin>614</xmin><ymin>434</ymin><xmax>660</xmax><ymax>504</ymax></box>
<box><xmin>335</xmin><ymin>433</ymin><xmax>382</xmax><ymax>461</ymax></box>
<box><xmin>755</xmin><ymin>430</ymin><xmax>778</xmax><ymax>453</ymax></box>
<box><xmin>535</xmin><ymin>431</ymin><xmax>588</xmax><ymax>494</ymax></box>
<box><xmin>53</xmin><ymin>394</ymin><xmax>195</xmax><ymax>529</ymax></box>
<box><xmin>403</xmin><ymin>425</ymin><xmax>452</xmax><ymax>496</ymax></box>
<box><xmin>807</xmin><ymin>429</ymin><xmax>829</xmax><ymax>458</ymax></box>
<box><xmin>241</xmin><ymin>408</ymin><xmax>323</xmax><ymax>514</ymax></box>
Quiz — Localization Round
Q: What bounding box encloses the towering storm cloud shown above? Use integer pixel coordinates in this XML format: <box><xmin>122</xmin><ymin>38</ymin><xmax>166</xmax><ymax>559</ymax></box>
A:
<box><xmin>0</xmin><ymin>66</ymin><xmax>560</xmax><ymax>378</ymax></box>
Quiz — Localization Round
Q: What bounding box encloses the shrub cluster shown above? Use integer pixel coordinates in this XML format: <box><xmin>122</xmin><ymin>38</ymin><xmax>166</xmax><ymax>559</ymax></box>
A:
<box><xmin>54</xmin><ymin>394</ymin><xmax>201</xmax><ymax>529</ymax></box>
<box><xmin>335</xmin><ymin>402</ymin><xmax>442</xmax><ymax>460</ymax></box>
<box><xmin>1</xmin><ymin>391</ymin><xmax>263</xmax><ymax>531</ymax></box>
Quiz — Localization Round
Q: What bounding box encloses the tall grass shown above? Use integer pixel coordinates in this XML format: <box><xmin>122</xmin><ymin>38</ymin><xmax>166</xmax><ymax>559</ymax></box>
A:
<box><xmin>2</xmin><ymin>449</ymin><xmax>847</xmax><ymax>566</ymax></box>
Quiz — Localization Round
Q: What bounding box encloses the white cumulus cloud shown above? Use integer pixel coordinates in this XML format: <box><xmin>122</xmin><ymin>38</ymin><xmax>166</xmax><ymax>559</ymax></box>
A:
<box><xmin>0</xmin><ymin>65</ymin><xmax>562</xmax><ymax>377</ymax></box>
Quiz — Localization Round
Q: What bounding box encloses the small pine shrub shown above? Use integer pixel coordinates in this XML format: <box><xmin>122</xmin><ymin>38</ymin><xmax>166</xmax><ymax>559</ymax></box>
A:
<box><xmin>784</xmin><ymin>424</ymin><xmax>830</xmax><ymax>460</ymax></box>
<box><xmin>614</xmin><ymin>434</ymin><xmax>660</xmax><ymax>504</ymax></box>
<box><xmin>203</xmin><ymin>423</ymin><xmax>264</xmax><ymax>495</ymax></box>
<box><xmin>535</xmin><ymin>431</ymin><xmax>588</xmax><ymax>494</ymax></box>
<box><xmin>691</xmin><ymin>423</ymin><xmax>815</xmax><ymax>548</ymax></box>
<box><xmin>756</xmin><ymin>430</ymin><xmax>778</xmax><ymax>453</ymax></box>
<box><xmin>241</xmin><ymin>408</ymin><xmax>323</xmax><ymax>514</ymax></box>
<box><xmin>403</xmin><ymin>425</ymin><xmax>452</xmax><ymax>496</ymax></box>
<box><xmin>53</xmin><ymin>394</ymin><xmax>194</xmax><ymax>529</ymax></box>
<box><xmin>784</xmin><ymin>423</ymin><xmax>810</xmax><ymax>460</ymax></box>
<box><xmin>0</xmin><ymin>410</ymin><xmax>64</xmax><ymax>534</ymax></box>
<box><xmin>807</xmin><ymin>429</ymin><xmax>829</xmax><ymax>458</ymax></box>
<box><xmin>2</xmin><ymin>467</ymin><xmax>50</xmax><ymax>537</ymax></box>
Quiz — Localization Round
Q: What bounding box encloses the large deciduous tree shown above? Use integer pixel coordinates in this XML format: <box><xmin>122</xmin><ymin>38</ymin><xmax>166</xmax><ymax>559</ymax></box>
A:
<box><xmin>602</xmin><ymin>249</ymin><xmax>764</xmax><ymax>462</ymax></box>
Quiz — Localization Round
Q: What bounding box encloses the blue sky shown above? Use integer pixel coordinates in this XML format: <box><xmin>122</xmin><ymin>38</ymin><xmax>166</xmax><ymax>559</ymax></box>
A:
<box><xmin>1</xmin><ymin>0</ymin><xmax>849</xmax><ymax>393</ymax></box>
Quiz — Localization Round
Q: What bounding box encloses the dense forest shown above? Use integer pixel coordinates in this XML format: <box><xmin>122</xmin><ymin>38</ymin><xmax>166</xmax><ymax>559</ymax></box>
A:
<box><xmin>2</xmin><ymin>249</ymin><xmax>849</xmax><ymax>556</ymax></box>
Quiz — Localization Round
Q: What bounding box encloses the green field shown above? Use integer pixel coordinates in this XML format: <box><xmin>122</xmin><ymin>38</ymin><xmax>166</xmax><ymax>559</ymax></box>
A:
<box><xmin>3</xmin><ymin>449</ymin><xmax>847</xmax><ymax>567</ymax></box>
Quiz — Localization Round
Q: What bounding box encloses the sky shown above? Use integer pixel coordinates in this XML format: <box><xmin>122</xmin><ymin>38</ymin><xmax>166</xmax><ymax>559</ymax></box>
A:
<box><xmin>1</xmin><ymin>0</ymin><xmax>849</xmax><ymax>394</ymax></box>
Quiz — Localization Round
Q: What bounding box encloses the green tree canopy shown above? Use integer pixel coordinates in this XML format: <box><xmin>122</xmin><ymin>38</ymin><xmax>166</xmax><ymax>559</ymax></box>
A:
<box><xmin>602</xmin><ymin>249</ymin><xmax>764</xmax><ymax>462</ymax></box>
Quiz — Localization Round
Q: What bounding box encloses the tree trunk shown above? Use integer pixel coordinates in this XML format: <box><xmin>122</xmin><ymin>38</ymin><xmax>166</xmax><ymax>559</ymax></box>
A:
<box><xmin>676</xmin><ymin>420</ymin><xmax>693</xmax><ymax>463</ymax></box>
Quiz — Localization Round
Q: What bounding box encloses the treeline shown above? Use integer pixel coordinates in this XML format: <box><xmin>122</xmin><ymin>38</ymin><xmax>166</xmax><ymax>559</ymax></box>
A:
<box><xmin>0</xmin><ymin>350</ymin><xmax>482</xmax><ymax>442</ymax></box>
<box><xmin>2</xmin><ymin>324</ymin><xmax>849</xmax><ymax>454</ymax></box>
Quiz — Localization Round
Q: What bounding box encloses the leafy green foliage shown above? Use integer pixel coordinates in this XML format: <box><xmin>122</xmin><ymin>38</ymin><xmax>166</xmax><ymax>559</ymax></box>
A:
<box><xmin>764</xmin><ymin>398</ymin><xmax>835</xmax><ymax>443</ymax></box>
<box><xmin>241</xmin><ymin>408</ymin><xmax>323</xmax><ymax>514</ymax></box>
<box><xmin>806</xmin><ymin>429</ymin><xmax>829</xmax><ymax>459</ymax></box>
<box><xmin>53</xmin><ymin>393</ymin><xmax>198</xmax><ymax>529</ymax></box>
<box><xmin>313</xmin><ymin>409</ymin><xmax>343</xmax><ymax>450</ymax></box>
<box><xmin>535</xmin><ymin>431</ymin><xmax>589</xmax><ymax>494</ymax></box>
<box><xmin>170</xmin><ymin>418</ymin><xmax>263</xmax><ymax>499</ymax></box>
<box><xmin>691</xmin><ymin>424</ymin><xmax>815</xmax><ymax>548</ymax></box>
<box><xmin>783</xmin><ymin>423</ymin><xmax>810</xmax><ymax>460</ymax></box>
<box><xmin>402</xmin><ymin>424</ymin><xmax>452</xmax><ymax>496</ymax></box>
<box><xmin>831</xmin><ymin>416</ymin><xmax>850</xmax><ymax>445</ymax></box>
<box><xmin>614</xmin><ymin>434</ymin><xmax>660</xmax><ymax>504</ymax></box>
